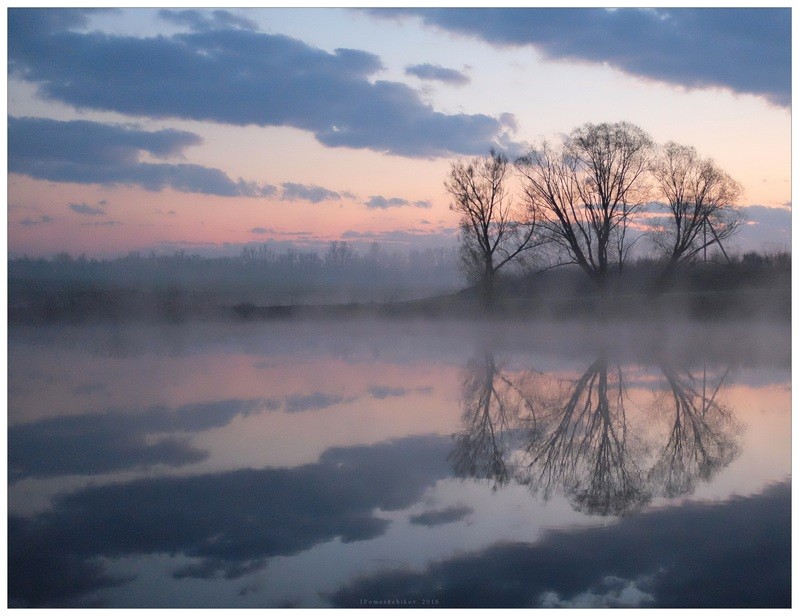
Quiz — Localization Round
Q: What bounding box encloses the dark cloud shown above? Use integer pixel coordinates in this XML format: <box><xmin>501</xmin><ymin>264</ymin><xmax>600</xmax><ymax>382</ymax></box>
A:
<box><xmin>11</xmin><ymin>116</ymin><xmax>203</xmax><ymax>163</ymax></box>
<box><xmin>367</xmin><ymin>8</ymin><xmax>790</xmax><ymax>107</ymax></box>
<box><xmin>366</xmin><ymin>195</ymin><xmax>432</xmax><ymax>209</ymax></box>
<box><xmin>8</xmin><ymin>435</ymin><xmax>453</xmax><ymax>606</ymax></box>
<box><xmin>69</xmin><ymin>202</ymin><xmax>106</xmax><ymax>216</ymax></box>
<box><xmin>329</xmin><ymin>481</ymin><xmax>791</xmax><ymax>608</ymax></box>
<box><xmin>8</xmin><ymin>8</ymin><xmax>517</xmax><ymax>157</ymax></box>
<box><xmin>409</xmin><ymin>505</ymin><xmax>473</xmax><ymax>527</ymax></box>
<box><xmin>159</xmin><ymin>8</ymin><xmax>259</xmax><ymax>32</ymax></box>
<box><xmin>8</xmin><ymin>398</ymin><xmax>276</xmax><ymax>482</ymax></box>
<box><xmin>738</xmin><ymin>204</ymin><xmax>791</xmax><ymax>228</ymax></box>
<box><xmin>368</xmin><ymin>385</ymin><xmax>432</xmax><ymax>399</ymax></box>
<box><xmin>247</xmin><ymin>227</ymin><xmax>314</xmax><ymax>238</ymax></box>
<box><xmin>72</xmin><ymin>382</ymin><xmax>106</xmax><ymax>395</ymax></box>
<box><xmin>281</xmin><ymin>182</ymin><xmax>341</xmax><ymax>203</ymax></box>
<box><xmin>731</xmin><ymin>205</ymin><xmax>791</xmax><ymax>252</ymax></box>
<box><xmin>80</xmin><ymin>220</ymin><xmax>122</xmax><ymax>227</ymax></box>
<box><xmin>19</xmin><ymin>215</ymin><xmax>53</xmax><ymax>226</ymax></box>
<box><xmin>406</xmin><ymin>63</ymin><xmax>470</xmax><ymax>85</ymax></box>
<box><xmin>6</xmin><ymin>7</ymin><xmax>103</xmax><ymax>39</ymax></box>
<box><xmin>9</xmin><ymin>117</ymin><xmax>278</xmax><ymax>197</ymax></box>
<box><xmin>283</xmin><ymin>392</ymin><xmax>354</xmax><ymax>413</ymax></box>
<box><xmin>341</xmin><ymin>228</ymin><xmax>458</xmax><ymax>249</ymax></box>
<box><xmin>642</xmin><ymin>203</ymin><xmax>791</xmax><ymax>253</ymax></box>
<box><xmin>368</xmin><ymin>385</ymin><xmax>410</xmax><ymax>399</ymax></box>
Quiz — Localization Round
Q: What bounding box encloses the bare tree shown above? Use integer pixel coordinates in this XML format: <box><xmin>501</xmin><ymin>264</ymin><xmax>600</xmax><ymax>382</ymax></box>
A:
<box><xmin>516</xmin><ymin>122</ymin><xmax>653</xmax><ymax>296</ymax></box>
<box><xmin>445</xmin><ymin>149</ymin><xmax>538</xmax><ymax>309</ymax></box>
<box><xmin>650</xmin><ymin>142</ymin><xmax>743</xmax><ymax>289</ymax></box>
<box><xmin>324</xmin><ymin>240</ymin><xmax>357</xmax><ymax>268</ymax></box>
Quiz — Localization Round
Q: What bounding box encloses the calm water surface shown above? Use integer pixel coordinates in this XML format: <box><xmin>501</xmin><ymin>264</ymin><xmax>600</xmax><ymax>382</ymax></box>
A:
<box><xmin>7</xmin><ymin>318</ymin><xmax>791</xmax><ymax>607</ymax></box>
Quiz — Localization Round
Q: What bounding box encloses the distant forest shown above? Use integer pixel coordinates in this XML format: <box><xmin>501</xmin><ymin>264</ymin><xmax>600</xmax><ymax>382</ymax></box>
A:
<box><xmin>8</xmin><ymin>242</ymin><xmax>460</xmax><ymax>322</ymax></box>
<box><xmin>7</xmin><ymin>241</ymin><xmax>790</xmax><ymax>324</ymax></box>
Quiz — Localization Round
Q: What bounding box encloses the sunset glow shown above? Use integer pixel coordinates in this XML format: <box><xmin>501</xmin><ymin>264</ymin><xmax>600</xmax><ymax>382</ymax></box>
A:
<box><xmin>7</xmin><ymin>8</ymin><xmax>791</xmax><ymax>258</ymax></box>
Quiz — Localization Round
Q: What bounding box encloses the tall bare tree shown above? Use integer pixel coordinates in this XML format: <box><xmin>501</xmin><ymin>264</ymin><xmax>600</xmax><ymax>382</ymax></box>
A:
<box><xmin>650</xmin><ymin>142</ymin><xmax>743</xmax><ymax>289</ymax></box>
<box><xmin>516</xmin><ymin>122</ymin><xmax>653</xmax><ymax>295</ymax></box>
<box><xmin>445</xmin><ymin>149</ymin><xmax>538</xmax><ymax>309</ymax></box>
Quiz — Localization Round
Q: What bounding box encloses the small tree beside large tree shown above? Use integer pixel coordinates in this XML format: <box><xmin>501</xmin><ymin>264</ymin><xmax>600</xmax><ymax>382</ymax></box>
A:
<box><xmin>649</xmin><ymin>141</ymin><xmax>744</xmax><ymax>290</ymax></box>
<box><xmin>445</xmin><ymin>149</ymin><xmax>538</xmax><ymax>309</ymax></box>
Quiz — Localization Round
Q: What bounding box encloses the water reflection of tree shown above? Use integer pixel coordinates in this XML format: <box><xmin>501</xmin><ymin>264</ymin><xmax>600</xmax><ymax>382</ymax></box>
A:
<box><xmin>452</xmin><ymin>351</ymin><xmax>741</xmax><ymax>516</ymax></box>
<box><xmin>648</xmin><ymin>364</ymin><xmax>740</xmax><ymax>498</ymax></box>
<box><xmin>520</xmin><ymin>354</ymin><xmax>650</xmax><ymax>516</ymax></box>
<box><xmin>449</xmin><ymin>352</ymin><xmax>539</xmax><ymax>490</ymax></box>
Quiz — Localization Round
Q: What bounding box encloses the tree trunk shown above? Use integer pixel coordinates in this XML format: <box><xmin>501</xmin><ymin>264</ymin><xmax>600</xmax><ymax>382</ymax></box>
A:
<box><xmin>481</xmin><ymin>262</ymin><xmax>495</xmax><ymax>312</ymax></box>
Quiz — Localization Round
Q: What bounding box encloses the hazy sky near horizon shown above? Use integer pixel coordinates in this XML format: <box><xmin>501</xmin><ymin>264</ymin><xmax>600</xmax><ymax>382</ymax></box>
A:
<box><xmin>7</xmin><ymin>7</ymin><xmax>792</xmax><ymax>258</ymax></box>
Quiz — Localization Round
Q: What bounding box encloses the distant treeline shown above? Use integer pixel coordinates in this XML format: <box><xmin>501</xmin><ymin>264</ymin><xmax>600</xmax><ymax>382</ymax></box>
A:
<box><xmin>8</xmin><ymin>242</ymin><xmax>461</xmax><ymax>323</ymax></box>
<box><xmin>7</xmin><ymin>244</ymin><xmax>790</xmax><ymax>324</ymax></box>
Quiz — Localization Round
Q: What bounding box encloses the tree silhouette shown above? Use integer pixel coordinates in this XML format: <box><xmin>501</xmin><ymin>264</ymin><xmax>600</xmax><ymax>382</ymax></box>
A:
<box><xmin>650</xmin><ymin>141</ymin><xmax>743</xmax><ymax>290</ymax></box>
<box><xmin>516</xmin><ymin>122</ymin><xmax>653</xmax><ymax>296</ymax></box>
<box><xmin>445</xmin><ymin>149</ymin><xmax>539</xmax><ymax>309</ymax></box>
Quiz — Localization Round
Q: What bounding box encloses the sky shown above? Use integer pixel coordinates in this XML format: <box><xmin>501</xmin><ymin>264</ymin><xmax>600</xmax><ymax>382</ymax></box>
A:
<box><xmin>5</xmin><ymin>7</ymin><xmax>793</xmax><ymax>258</ymax></box>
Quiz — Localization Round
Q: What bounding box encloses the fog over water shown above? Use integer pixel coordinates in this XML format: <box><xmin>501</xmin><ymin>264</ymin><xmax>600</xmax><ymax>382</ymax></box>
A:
<box><xmin>7</xmin><ymin>316</ymin><xmax>790</xmax><ymax>608</ymax></box>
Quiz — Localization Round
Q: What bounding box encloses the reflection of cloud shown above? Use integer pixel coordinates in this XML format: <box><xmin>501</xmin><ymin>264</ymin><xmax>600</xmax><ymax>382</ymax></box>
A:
<box><xmin>368</xmin><ymin>8</ymin><xmax>790</xmax><ymax>106</ymax></box>
<box><xmin>409</xmin><ymin>505</ymin><xmax>473</xmax><ymax>527</ymax></box>
<box><xmin>8</xmin><ymin>8</ymin><xmax>518</xmax><ymax>157</ymax></box>
<box><xmin>8</xmin><ymin>398</ymin><xmax>276</xmax><ymax>481</ymax></box>
<box><xmin>10</xmin><ymin>386</ymin><xmax>432</xmax><ymax>482</ymax></box>
<box><xmin>539</xmin><ymin>575</ymin><xmax>656</xmax><ymax>608</ymax></box>
<box><xmin>8</xmin><ymin>435</ymin><xmax>453</xmax><ymax>607</ymax></box>
<box><xmin>8</xmin><ymin>117</ymin><xmax>278</xmax><ymax>197</ymax></box>
<box><xmin>329</xmin><ymin>481</ymin><xmax>790</xmax><ymax>608</ymax></box>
